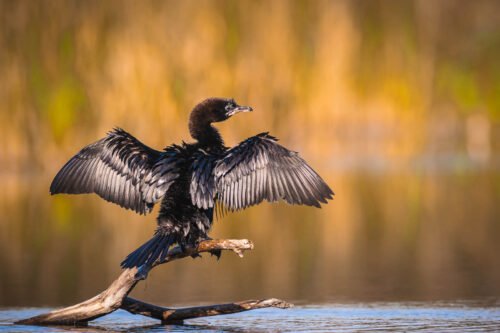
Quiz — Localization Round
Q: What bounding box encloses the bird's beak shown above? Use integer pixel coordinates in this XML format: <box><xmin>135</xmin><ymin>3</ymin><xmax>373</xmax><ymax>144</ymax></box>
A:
<box><xmin>226</xmin><ymin>105</ymin><xmax>253</xmax><ymax>117</ymax></box>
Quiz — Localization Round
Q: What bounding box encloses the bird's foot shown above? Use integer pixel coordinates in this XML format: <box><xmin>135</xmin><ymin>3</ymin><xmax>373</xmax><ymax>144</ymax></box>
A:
<box><xmin>199</xmin><ymin>236</ymin><xmax>222</xmax><ymax>260</ymax></box>
<box><xmin>209</xmin><ymin>249</ymin><xmax>222</xmax><ymax>260</ymax></box>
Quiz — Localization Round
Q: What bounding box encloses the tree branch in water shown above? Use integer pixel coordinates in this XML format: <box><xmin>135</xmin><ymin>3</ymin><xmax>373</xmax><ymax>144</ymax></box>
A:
<box><xmin>16</xmin><ymin>239</ymin><xmax>281</xmax><ymax>326</ymax></box>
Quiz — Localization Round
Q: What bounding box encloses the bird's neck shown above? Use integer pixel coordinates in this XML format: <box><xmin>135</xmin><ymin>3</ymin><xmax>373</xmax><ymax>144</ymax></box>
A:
<box><xmin>189</xmin><ymin>111</ymin><xmax>224</xmax><ymax>148</ymax></box>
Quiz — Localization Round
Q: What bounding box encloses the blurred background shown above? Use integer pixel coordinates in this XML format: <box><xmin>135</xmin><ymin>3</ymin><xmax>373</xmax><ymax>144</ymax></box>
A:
<box><xmin>1</xmin><ymin>0</ymin><xmax>499</xmax><ymax>307</ymax></box>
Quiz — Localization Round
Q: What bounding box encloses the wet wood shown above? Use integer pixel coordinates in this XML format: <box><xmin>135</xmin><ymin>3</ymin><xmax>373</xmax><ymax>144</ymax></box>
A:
<box><xmin>16</xmin><ymin>239</ymin><xmax>256</xmax><ymax>326</ymax></box>
<box><xmin>122</xmin><ymin>297</ymin><xmax>293</xmax><ymax>324</ymax></box>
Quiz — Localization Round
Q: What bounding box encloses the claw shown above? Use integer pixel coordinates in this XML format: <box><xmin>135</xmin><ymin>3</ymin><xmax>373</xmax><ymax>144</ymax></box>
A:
<box><xmin>210</xmin><ymin>249</ymin><xmax>222</xmax><ymax>260</ymax></box>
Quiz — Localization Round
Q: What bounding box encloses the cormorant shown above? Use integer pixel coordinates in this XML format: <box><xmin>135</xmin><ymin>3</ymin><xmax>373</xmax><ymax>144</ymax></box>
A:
<box><xmin>50</xmin><ymin>98</ymin><xmax>334</xmax><ymax>268</ymax></box>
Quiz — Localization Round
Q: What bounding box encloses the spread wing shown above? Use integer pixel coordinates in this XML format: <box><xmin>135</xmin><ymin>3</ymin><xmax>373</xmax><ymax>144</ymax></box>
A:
<box><xmin>191</xmin><ymin>132</ymin><xmax>334</xmax><ymax>212</ymax></box>
<box><xmin>50</xmin><ymin>128</ymin><xmax>182</xmax><ymax>214</ymax></box>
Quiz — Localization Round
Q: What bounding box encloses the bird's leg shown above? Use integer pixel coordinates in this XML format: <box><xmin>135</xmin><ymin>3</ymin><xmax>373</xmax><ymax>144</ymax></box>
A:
<box><xmin>210</xmin><ymin>249</ymin><xmax>222</xmax><ymax>260</ymax></box>
<box><xmin>184</xmin><ymin>237</ymin><xmax>221</xmax><ymax>259</ymax></box>
<box><xmin>178</xmin><ymin>240</ymin><xmax>200</xmax><ymax>259</ymax></box>
<box><xmin>187</xmin><ymin>237</ymin><xmax>221</xmax><ymax>259</ymax></box>
<box><xmin>191</xmin><ymin>253</ymin><xmax>202</xmax><ymax>259</ymax></box>
<box><xmin>178</xmin><ymin>238</ymin><xmax>202</xmax><ymax>259</ymax></box>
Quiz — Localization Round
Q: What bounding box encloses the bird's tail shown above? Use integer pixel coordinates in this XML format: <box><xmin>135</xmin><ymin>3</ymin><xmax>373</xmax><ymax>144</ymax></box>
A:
<box><xmin>121</xmin><ymin>232</ymin><xmax>176</xmax><ymax>268</ymax></box>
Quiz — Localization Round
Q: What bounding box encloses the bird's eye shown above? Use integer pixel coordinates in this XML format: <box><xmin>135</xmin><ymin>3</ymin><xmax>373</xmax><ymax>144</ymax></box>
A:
<box><xmin>225</xmin><ymin>103</ymin><xmax>234</xmax><ymax>111</ymax></box>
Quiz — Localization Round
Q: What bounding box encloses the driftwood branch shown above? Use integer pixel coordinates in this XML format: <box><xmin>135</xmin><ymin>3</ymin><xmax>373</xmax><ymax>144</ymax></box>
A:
<box><xmin>16</xmin><ymin>239</ymin><xmax>287</xmax><ymax>326</ymax></box>
<box><xmin>16</xmin><ymin>268</ymin><xmax>139</xmax><ymax>326</ymax></box>
<box><xmin>122</xmin><ymin>297</ymin><xmax>293</xmax><ymax>324</ymax></box>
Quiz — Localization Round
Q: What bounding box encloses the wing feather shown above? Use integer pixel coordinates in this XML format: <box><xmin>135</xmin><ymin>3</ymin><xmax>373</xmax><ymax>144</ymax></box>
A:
<box><xmin>50</xmin><ymin>128</ymin><xmax>183</xmax><ymax>214</ymax></box>
<box><xmin>213</xmin><ymin>133</ymin><xmax>334</xmax><ymax>211</ymax></box>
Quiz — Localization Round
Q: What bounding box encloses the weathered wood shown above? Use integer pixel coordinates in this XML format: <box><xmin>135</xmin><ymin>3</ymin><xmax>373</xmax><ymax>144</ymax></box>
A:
<box><xmin>16</xmin><ymin>268</ymin><xmax>139</xmax><ymax>326</ymax></box>
<box><xmin>16</xmin><ymin>239</ymin><xmax>255</xmax><ymax>326</ymax></box>
<box><xmin>121</xmin><ymin>297</ymin><xmax>293</xmax><ymax>324</ymax></box>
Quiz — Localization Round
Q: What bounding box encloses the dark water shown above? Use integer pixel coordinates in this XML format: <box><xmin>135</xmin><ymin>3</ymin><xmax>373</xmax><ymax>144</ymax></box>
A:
<box><xmin>1</xmin><ymin>302</ymin><xmax>500</xmax><ymax>332</ymax></box>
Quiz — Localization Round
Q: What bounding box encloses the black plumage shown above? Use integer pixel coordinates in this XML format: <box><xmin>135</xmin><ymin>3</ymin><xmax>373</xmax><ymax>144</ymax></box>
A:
<box><xmin>50</xmin><ymin>97</ymin><xmax>334</xmax><ymax>268</ymax></box>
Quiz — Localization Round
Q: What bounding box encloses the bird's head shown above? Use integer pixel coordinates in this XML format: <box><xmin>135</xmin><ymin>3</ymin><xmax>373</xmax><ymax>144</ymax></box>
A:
<box><xmin>194</xmin><ymin>97</ymin><xmax>253</xmax><ymax>123</ymax></box>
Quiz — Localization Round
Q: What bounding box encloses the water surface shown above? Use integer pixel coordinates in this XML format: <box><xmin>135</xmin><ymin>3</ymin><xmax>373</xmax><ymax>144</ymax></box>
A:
<box><xmin>1</xmin><ymin>302</ymin><xmax>499</xmax><ymax>332</ymax></box>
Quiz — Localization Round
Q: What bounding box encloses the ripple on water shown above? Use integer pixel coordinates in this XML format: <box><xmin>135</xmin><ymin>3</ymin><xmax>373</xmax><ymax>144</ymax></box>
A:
<box><xmin>1</xmin><ymin>302</ymin><xmax>500</xmax><ymax>332</ymax></box>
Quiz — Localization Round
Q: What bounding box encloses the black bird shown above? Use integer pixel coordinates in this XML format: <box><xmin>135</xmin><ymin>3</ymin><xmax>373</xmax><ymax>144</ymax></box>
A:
<box><xmin>50</xmin><ymin>98</ymin><xmax>334</xmax><ymax>268</ymax></box>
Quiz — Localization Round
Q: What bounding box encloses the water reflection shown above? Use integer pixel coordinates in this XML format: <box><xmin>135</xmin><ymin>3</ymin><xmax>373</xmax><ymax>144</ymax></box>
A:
<box><xmin>0</xmin><ymin>170</ymin><xmax>499</xmax><ymax>307</ymax></box>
